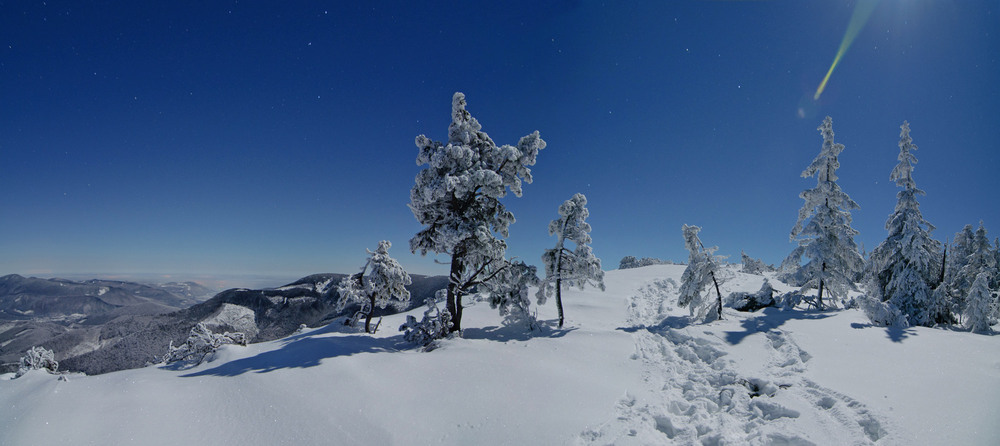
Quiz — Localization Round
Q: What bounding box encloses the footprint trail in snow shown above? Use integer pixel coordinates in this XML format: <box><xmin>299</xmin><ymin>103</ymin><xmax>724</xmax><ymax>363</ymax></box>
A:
<box><xmin>579</xmin><ymin>278</ymin><xmax>892</xmax><ymax>445</ymax></box>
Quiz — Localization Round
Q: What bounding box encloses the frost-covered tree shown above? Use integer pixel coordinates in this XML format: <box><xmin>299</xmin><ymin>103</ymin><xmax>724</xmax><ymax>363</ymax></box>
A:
<box><xmin>409</xmin><ymin>92</ymin><xmax>545</xmax><ymax>333</ymax></box>
<box><xmin>678</xmin><ymin>225</ymin><xmax>725</xmax><ymax>321</ymax></box>
<box><xmin>963</xmin><ymin>272</ymin><xmax>998</xmax><ymax>333</ymax></box>
<box><xmin>942</xmin><ymin>223</ymin><xmax>998</xmax><ymax>320</ymax></box>
<box><xmin>943</xmin><ymin>225</ymin><xmax>975</xmax><ymax>292</ymax></box>
<box><xmin>994</xmin><ymin>237</ymin><xmax>1000</xmax><ymax>289</ymax></box>
<box><xmin>16</xmin><ymin>346</ymin><xmax>58</xmax><ymax>378</ymax></box>
<box><xmin>962</xmin><ymin>223</ymin><xmax>997</xmax><ymax>280</ymax></box>
<box><xmin>537</xmin><ymin>193</ymin><xmax>605</xmax><ymax>328</ymax></box>
<box><xmin>784</xmin><ymin>116</ymin><xmax>864</xmax><ymax>310</ymax></box>
<box><xmin>484</xmin><ymin>260</ymin><xmax>540</xmax><ymax>328</ymax></box>
<box><xmin>337</xmin><ymin>240</ymin><xmax>412</xmax><ymax>333</ymax></box>
<box><xmin>867</xmin><ymin>121</ymin><xmax>943</xmax><ymax>326</ymax></box>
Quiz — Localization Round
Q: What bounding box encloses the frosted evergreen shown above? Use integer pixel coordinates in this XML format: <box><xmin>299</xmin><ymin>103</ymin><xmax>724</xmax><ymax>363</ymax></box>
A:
<box><xmin>408</xmin><ymin>92</ymin><xmax>545</xmax><ymax>332</ymax></box>
<box><xmin>867</xmin><ymin>121</ymin><xmax>942</xmax><ymax>326</ymax></box>
<box><xmin>336</xmin><ymin>240</ymin><xmax>412</xmax><ymax>333</ymax></box>
<box><xmin>537</xmin><ymin>193</ymin><xmax>605</xmax><ymax>327</ymax></box>
<box><xmin>678</xmin><ymin>224</ymin><xmax>725</xmax><ymax>321</ymax></box>
<box><xmin>962</xmin><ymin>273</ymin><xmax>998</xmax><ymax>333</ymax></box>
<box><xmin>784</xmin><ymin>116</ymin><xmax>864</xmax><ymax>309</ymax></box>
<box><xmin>940</xmin><ymin>223</ymin><xmax>998</xmax><ymax>320</ymax></box>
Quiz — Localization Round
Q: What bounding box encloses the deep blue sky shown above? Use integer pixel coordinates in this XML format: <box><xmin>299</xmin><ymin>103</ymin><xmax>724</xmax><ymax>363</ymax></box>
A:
<box><xmin>1</xmin><ymin>1</ymin><xmax>997</xmax><ymax>287</ymax></box>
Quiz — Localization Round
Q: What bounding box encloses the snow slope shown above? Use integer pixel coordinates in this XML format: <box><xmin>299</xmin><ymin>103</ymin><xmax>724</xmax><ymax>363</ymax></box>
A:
<box><xmin>2</xmin><ymin>265</ymin><xmax>997</xmax><ymax>445</ymax></box>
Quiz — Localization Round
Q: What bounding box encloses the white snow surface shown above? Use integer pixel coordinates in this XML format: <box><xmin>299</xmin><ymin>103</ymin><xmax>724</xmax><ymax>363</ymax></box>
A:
<box><xmin>2</xmin><ymin>265</ymin><xmax>998</xmax><ymax>445</ymax></box>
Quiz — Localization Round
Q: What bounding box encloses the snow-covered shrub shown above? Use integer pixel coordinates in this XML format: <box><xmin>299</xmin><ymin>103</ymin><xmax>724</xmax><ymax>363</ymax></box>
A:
<box><xmin>740</xmin><ymin>252</ymin><xmax>775</xmax><ymax>275</ymax></box>
<box><xmin>163</xmin><ymin>323</ymin><xmax>247</xmax><ymax>365</ymax></box>
<box><xmin>16</xmin><ymin>346</ymin><xmax>58</xmax><ymax>378</ymax></box>
<box><xmin>484</xmin><ymin>260</ymin><xmax>540</xmax><ymax>329</ymax></box>
<box><xmin>400</xmin><ymin>295</ymin><xmax>452</xmax><ymax>348</ymax></box>
<box><xmin>775</xmin><ymin>290</ymin><xmax>803</xmax><ymax>310</ymax></box>
<box><xmin>726</xmin><ymin>279</ymin><xmax>776</xmax><ymax>312</ymax></box>
<box><xmin>619</xmin><ymin>256</ymin><xmax>674</xmax><ymax>269</ymax></box>
<box><xmin>858</xmin><ymin>293</ymin><xmax>909</xmax><ymax>327</ymax></box>
<box><xmin>678</xmin><ymin>224</ymin><xmax>726</xmax><ymax>321</ymax></box>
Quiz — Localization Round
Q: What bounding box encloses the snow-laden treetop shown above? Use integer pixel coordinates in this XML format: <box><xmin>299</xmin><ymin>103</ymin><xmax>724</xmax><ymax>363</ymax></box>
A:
<box><xmin>409</xmin><ymin>92</ymin><xmax>545</xmax><ymax>257</ymax></box>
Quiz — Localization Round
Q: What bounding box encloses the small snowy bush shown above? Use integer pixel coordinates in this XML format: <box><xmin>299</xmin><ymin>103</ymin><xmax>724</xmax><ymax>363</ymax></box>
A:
<box><xmin>858</xmin><ymin>293</ymin><xmax>909</xmax><ymax>327</ymax></box>
<box><xmin>484</xmin><ymin>260</ymin><xmax>540</xmax><ymax>329</ymax></box>
<box><xmin>400</xmin><ymin>295</ymin><xmax>452</xmax><ymax>348</ymax></box>
<box><xmin>164</xmin><ymin>323</ymin><xmax>247</xmax><ymax>365</ymax></box>
<box><xmin>726</xmin><ymin>279</ymin><xmax>777</xmax><ymax>312</ymax></box>
<box><xmin>619</xmin><ymin>256</ymin><xmax>674</xmax><ymax>269</ymax></box>
<box><xmin>775</xmin><ymin>290</ymin><xmax>803</xmax><ymax>310</ymax></box>
<box><xmin>16</xmin><ymin>346</ymin><xmax>59</xmax><ymax>378</ymax></box>
<box><xmin>678</xmin><ymin>224</ymin><xmax>726</xmax><ymax>321</ymax></box>
<box><xmin>740</xmin><ymin>252</ymin><xmax>775</xmax><ymax>275</ymax></box>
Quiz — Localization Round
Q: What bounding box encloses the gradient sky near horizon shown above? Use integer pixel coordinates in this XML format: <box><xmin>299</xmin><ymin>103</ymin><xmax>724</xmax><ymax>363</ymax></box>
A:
<box><xmin>1</xmin><ymin>1</ymin><xmax>998</xmax><ymax>287</ymax></box>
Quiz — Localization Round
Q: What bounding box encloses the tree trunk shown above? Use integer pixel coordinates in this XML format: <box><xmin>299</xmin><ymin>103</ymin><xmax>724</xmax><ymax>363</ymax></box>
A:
<box><xmin>365</xmin><ymin>293</ymin><xmax>375</xmax><ymax>333</ymax></box>
<box><xmin>711</xmin><ymin>271</ymin><xmax>723</xmax><ymax>320</ymax></box>
<box><xmin>817</xmin><ymin>262</ymin><xmax>826</xmax><ymax>310</ymax></box>
<box><xmin>555</xmin><ymin>277</ymin><xmax>564</xmax><ymax>328</ymax></box>
<box><xmin>447</xmin><ymin>255</ymin><xmax>463</xmax><ymax>333</ymax></box>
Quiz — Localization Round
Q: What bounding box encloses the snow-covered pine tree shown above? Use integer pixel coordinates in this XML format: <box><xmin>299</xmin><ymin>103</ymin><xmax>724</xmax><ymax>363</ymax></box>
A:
<box><xmin>943</xmin><ymin>223</ymin><xmax>998</xmax><ymax>321</ymax></box>
<box><xmin>537</xmin><ymin>193</ymin><xmax>605</xmax><ymax>328</ymax></box>
<box><xmin>409</xmin><ymin>92</ymin><xmax>545</xmax><ymax>333</ymax></box>
<box><xmin>484</xmin><ymin>260</ymin><xmax>540</xmax><ymax>328</ymax></box>
<box><xmin>963</xmin><ymin>272</ymin><xmax>998</xmax><ymax>333</ymax></box>
<box><xmin>784</xmin><ymin>116</ymin><xmax>864</xmax><ymax>310</ymax></box>
<box><xmin>867</xmin><ymin>121</ymin><xmax>943</xmax><ymax>326</ymax></box>
<box><xmin>962</xmin><ymin>223</ymin><xmax>998</xmax><ymax>282</ymax></box>
<box><xmin>336</xmin><ymin>240</ymin><xmax>412</xmax><ymax>333</ymax></box>
<box><xmin>678</xmin><ymin>224</ymin><xmax>725</xmax><ymax>321</ymax></box>
<box><xmin>938</xmin><ymin>225</ymin><xmax>975</xmax><ymax>319</ymax></box>
<box><xmin>994</xmin><ymin>237</ymin><xmax>1000</xmax><ymax>289</ymax></box>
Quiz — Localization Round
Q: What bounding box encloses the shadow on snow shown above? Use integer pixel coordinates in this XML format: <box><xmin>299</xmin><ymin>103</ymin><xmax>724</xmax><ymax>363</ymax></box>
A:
<box><xmin>179</xmin><ymin>333</ymin><xmax>408</xmax><ymax>378</ymax></box>
<box><xmin>616</xmin><ymin>309</ymin><xmax>836</xmax><ymax>344</ymax></box>
<box><xmin>179</xmin><ymin>318</ymin><xmax>576</xmax><ymax>377</ymax></box>
<box><xmin>616</xmin><ymin>315</ymin><xmax>693</xmax><ymax>334</ymax></box>
<box><xmin>462</xmin><ymin>319</ymin><xmax>577</xmax><ymax>342</ymax></box>
<box><xmin>723</xmin><ymin>307</ymin><xmax>834</xmax><ymax>345</ymax></box>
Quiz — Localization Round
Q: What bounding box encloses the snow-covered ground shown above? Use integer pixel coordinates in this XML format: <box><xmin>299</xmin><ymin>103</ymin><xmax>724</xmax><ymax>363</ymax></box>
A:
<box><xmin>2</xmin><ymin>265</ymin><xmax>997</xmax><ymax>445</ymax></box>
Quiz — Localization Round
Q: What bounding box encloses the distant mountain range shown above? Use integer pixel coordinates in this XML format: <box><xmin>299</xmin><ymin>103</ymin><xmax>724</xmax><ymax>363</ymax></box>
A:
<box><xmin>0</xmin><ymin>274</ymin><xmax>206</xmax><ymax>321</ymax></box>
<box><xmin>0</xmin><ymin>273</ymin><xmax>447</xmax><ymax>375</ymax></box>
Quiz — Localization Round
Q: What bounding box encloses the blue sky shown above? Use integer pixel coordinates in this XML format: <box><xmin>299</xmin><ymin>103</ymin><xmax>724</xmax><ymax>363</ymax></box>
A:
<box><xmin>1</xmin><ymin>1</ymin><xmax>997</xmax><ymax>287</ymax></box>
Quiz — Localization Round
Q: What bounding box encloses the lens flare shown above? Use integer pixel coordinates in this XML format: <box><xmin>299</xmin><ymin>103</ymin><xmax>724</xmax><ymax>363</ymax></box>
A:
<box><xmin>814</xmin><ymin>0</ymin><xmax>880</xmax><ymax>100</ymax></box>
